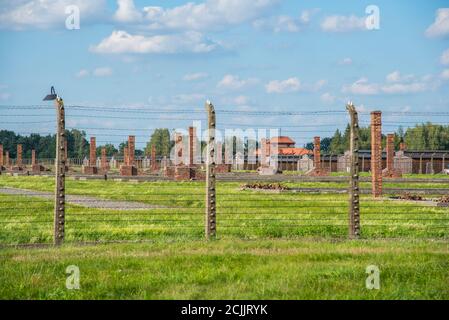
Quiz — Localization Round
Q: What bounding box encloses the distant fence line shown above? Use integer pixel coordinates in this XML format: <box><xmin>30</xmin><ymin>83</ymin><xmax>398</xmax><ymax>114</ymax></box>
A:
<box><xmin>10</xmin><ymin>153</ymin><xmax>449</xmax><ymax>174</ymax></box>
<box><xmin>1</xmin><ymin>102</ymin><xmax>449</xmax><ymax>246</ymax></box>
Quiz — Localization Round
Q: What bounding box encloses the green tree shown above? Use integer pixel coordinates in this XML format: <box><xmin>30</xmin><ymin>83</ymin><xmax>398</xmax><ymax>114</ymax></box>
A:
<box><xmin>305</xmin><ymin>137</ymin><xmax>331</xmax><ymax>153</ymax></box>
<box><xmin>67</xmin><ymin>129</ymin><xmax>89</xmax><ymax>158</ymax></box>
<box><xmin>329</xmin><ymin>129</ymin><xmax>344</xmax><ymax>154</ymax></box>
<box><xmin>96</xmin><ymin>144</ymin><xmax>118</xmax><ymax>157</ymax></box>
<box><xmin>145</xmin><ymin>129</ymin><xmax>171</xmax><ymax>156</ymax></box>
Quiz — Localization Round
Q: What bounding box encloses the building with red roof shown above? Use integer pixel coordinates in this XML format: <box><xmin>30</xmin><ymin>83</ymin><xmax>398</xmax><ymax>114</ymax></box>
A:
<box><xmin>256</xmin><ymin>136</ymin><xmax>312</xmax><ymax>157</ymax></box>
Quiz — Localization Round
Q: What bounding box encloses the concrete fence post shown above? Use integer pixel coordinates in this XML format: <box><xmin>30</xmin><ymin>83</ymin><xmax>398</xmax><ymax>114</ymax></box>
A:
<box><xmin>386</xmin><ymin>134</ymin><xmax>394</xmax><ymax>172</ymax></box>
<box><xmin>370</xmin><ymin>111</ymin><xmax>382</xmax><ymax>197</ymax></box>
<box><xmin>361</xmin><ymin>154</ymin><xmax>365</xmax><ymax>172</ymax></box>
<box><xmin>54</xmin><ymin>97</ymin><xmax>66</xmax><ymax>246</ymax></box>
<box><xmin>431</xmin><ymin>153</ymin><xmax>436</xmax><ymax>174</ymax></box>
<box><xmin>347</xmin><ymin>102</ymin><xmax>361</xmax><ymax>239</ymax></box>
<box><xmin>443</xmin><ymin>154</ymin><xmax>447</xmax><ymax>173</ymax></box>
<box><xmin>205</xmin><ymin>101</ymin><xmax>217</xmax><ymax>240</ymax></box>
<box><xmin>419</xmin><ymin>154</ymin><xmax>423</xmax><ymax>174</ymax></box>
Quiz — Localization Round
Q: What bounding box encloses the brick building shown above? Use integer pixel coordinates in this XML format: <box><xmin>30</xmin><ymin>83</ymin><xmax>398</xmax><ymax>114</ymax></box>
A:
<box><xmin>255</xmin><ymin>136</ymin><xmax>312</xmax><ymax>170</ymax></box>
<box><xmin>335</xmin><ymin>150</ymin><xmax>449</xmax><ymax>174</ymax></box>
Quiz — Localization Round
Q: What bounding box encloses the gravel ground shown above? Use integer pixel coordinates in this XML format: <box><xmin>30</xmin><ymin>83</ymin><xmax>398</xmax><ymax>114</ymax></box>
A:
<box><xmin>0</xmin><ymin>187</ymin><xmax>163</xmax><ymax>210</ymax></box>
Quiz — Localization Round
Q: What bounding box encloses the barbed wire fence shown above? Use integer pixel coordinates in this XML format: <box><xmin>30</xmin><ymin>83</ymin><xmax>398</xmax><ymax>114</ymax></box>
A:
<box><xmin>0</xmin><ymin>101</ymin><xmax>449</xmax><ymax>245</ymax></box>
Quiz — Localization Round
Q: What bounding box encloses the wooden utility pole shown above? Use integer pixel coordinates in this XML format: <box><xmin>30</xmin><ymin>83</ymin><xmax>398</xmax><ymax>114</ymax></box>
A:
<box><xmin>347</xmin><ymin>102</ymin><xmax>361</xmax><ymax>239</ymax></box>
<box><xmin>205</xmin><ymin>101</ymin><xmax>216</xmax><ymax>240</ymax></box>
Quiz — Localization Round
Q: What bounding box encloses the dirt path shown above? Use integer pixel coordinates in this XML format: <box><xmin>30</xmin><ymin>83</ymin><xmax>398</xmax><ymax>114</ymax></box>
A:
<box><xmin>0</xmin><ymin>187</ymin><xmax>163</xmax><ymax>210</ymax></box>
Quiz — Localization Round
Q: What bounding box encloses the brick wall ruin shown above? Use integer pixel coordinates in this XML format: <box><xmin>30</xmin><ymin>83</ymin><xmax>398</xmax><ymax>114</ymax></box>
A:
<box><xmin>120</xmin><ymin>136</ymin><xmax>138</xmax><ymax>176</ymax></box>
<box><xmin>383</xmin><ymin>133</ymin><xmax>402</xmax><ymax>178</ymax></box>
<box><xmin>12</xmin><ymin>144</ymin><xmax>24</xmax><ymax>171</ymax></box>
<box><xmin>151</xmin><ymin>145</ymin><xmax>158</xmax><ymax>172</ymax></box>
<box><xmin>82</xmin><ymin>137</ymin><xmax>98</xmax><ymax>174</ymax></box>
<box><xmin>0</xmin><ymin>144</ymin><xmax>3</xmax><ymax>169</ymax></box>
<box><xmin>101</xmin><ymin>147</ymin><xmax>109</xmax><ymax>173</ymax></box>
<box><xmin>306</xmin><ymin>136</ymin><xmax>328</xmax><ymax>176</ymax></box>
<box><xmin>17</xmin><ymin>144</ymin><xmax>23</xmax><ymax>166</ymax></box>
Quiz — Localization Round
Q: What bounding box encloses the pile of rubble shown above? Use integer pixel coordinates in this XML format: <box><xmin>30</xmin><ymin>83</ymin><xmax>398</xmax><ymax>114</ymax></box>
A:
<box><xmin>240</xmin><ymin>183</ymin><xmax>290</xmax><ymax>191</ymax></box>
<box><xmin>391</xmin><ymin>193</ymin><xmax>424</xmax><ymax>201</ymax></box>
<box><xmin>437</xmin><ymin>195</ymin><xmax>449</xmax><ymax>206</ymax></box>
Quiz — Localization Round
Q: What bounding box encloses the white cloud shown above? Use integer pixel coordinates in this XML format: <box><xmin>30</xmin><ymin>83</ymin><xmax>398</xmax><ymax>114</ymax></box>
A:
<box><xmin>93</xmin><ymin>67</ymin><xmax>113</xmax><ymax>77</ymax></box>
<box><xmin>343</xmin><ymin>73</ymin><xmax>432</xmax><ymax>95</ymax></box>
<box><xmin>0</xmin><ymin>0</ymin><xmax>106</xmax><ymax>30</ymax></box>
<box><xmin>172</xmin><ymin>93</ymin><xmax>205</xmax><ymax>105</ymax></box>
<box><xmin>113</xmin><ymin>0</ymin><xmax>280</xmax><ymax>32</ymax></box>
<box><xmin>217</xmin><ymin>74</ymin><xmax>259</xmax><ymax>90</ymax></box>
<box><xmin>253</xmin><ymin>9</ymin><xmax>319</xmax><ymax>33</ymax></box>
<box><xmin>76</xmin><ymin>69</ymin><xmax>89</xmax><ymax>78</ymax></box>
<box><xmin>342</xmin><ymin>78</ymin><xmax>379</xmax><ymax>95</ymax></box>
<box><xmin>253</xmin><ymin>15</ymin><xmax>301</xmax><ymax>33</ymax></box>
<box><xmin>274</xmin><ymin>16</ymin><xmax>301</xmax><ymax>33</ymax></box>
<box><xmin>183</xmin><ymin>72</ymin><xmax>209</xmax><ymax>81</ymax></box>
<box><xmin>90</xmin><ymin>30</ymin><xmax>219</xmax><ymax>54</ymax></box>
<box><xmin>421</xmin><ymin>74</ymin><xmax>434</xmax><ymax>82</ymax></box>
<box><xmin>218</xmin><ymin>95</ymin><xmax>254</xmax><ymax>107</ymax></box>
<box><xmin>441</xmin><ymin>48</ymin><xmax>449</xmax><ymax>65</ymax></box>
<box><xmin>441</xmin><ymin>69</ymin><xmax>449</xmax><ymax>80</ymax></box>
<box><xmin>339</xmin><ymin>57</ymin><xmax>353</xmax><ymax>65</ymax></box>
<box><xmin>0</xmin><ymin>92</ymin><xmax>11</xmax><ymax>101</ymax></box>
<box><xmin>355</xmin><ymin>104</ymin><xmax>369</xmax><ymax>113</ymax></box>
<box><xmin>313</xmin><ymin>79</ymin><xmax>327</xmax><ymax>91</ymax></box>
<box><xmin>266</xmin><ymin>77</ymin><xmax>301</xmax><ymax>94</ymax></box>
<box><xmin>385</xmin><ymin>71</ymin><xmax>416</xmax><ymax>84</ymax></box>
<box><xmin>385</xmin><ymin>71</ymin><xmax>401</xmax><ymax>83</ymax></box>
<box><xmin>320</xmin><ymin>92</ymin><xmax>335</xmax><ymax>104</ymax></box>
<box><xmin>401</xmin><ymin>106</ymin><xmax>411</xmax><ymax>113</ymax></box>
<box><xmin>425</xmin><ymin>8</ymin><xmax>449</xmax><ymax>38</ymax></box>
<box><xmin>300</xmin><ymin>8</ymin><xmax>320</xmax><ymax>24</ymax></box>
<box><xmin>114</xmin><ymin>0</ymin><xmax>142</xmax><ymax>23</ymax></box>
<box><xmin>234</xmin><ymin>95</ymin><xmax>250</xmax><ymax>105</ymax></box>
<box><xmin>0</xmin><ymin>84</ymin><xmax>10</xmax><ymax>100</ymax></box>
<box><xmin>381</xmin><ymin>82</ymin><xmax>426</xmax><ymax>94</ymax></box>
<box><xmin>75</xmin><ymin>68</ymin><xmax>113</xmax><ymax>78</ymax></box>
<box><xmin>383</xmin><ymin>71</ymin><xmax>429</xmax><ymax>93</ymax></box>
<box><xmin>321</xmin><ymin>15</ymin><xmax>366</xmax><ymax>32</ymax></box>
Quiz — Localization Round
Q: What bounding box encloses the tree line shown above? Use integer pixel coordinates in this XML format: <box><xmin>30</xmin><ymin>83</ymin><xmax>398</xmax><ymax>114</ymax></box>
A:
<box><xmin>0</xmin><ymin>129</ymin><xmax>144</xmax><ymax>159</ymax></box>
<box><xmin>305</xmin><ymin>123</ymin><xmax>449</xmax><ymax>154</ymax></box>
<box><xmin>2</xmin><ymin>123</ymin><xmax>448</xmax><ymax>159</ymax></box>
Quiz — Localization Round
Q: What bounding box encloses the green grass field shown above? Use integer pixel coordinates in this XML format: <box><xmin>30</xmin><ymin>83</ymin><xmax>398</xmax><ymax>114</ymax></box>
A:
<box><xmin>0</xmin><ymin>239</ymin><xmax>448</xmax><ymax>299</ymax></box>
<box><xmin>0</xmin><ymin>175</ymin><xmax>448</xmax><ymax>243</ymax></box>
<box><xmin>0</xmin><ymin>175</ymin><xmax>448</xmax><ymax>299</ymax></box>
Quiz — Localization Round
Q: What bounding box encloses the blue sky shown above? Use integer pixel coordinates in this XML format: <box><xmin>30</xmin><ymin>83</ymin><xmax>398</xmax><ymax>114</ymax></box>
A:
<box><xmin>0</xmin><ymin>0</ymin><xmax>449</xmax><ymax>148</ymax></box>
